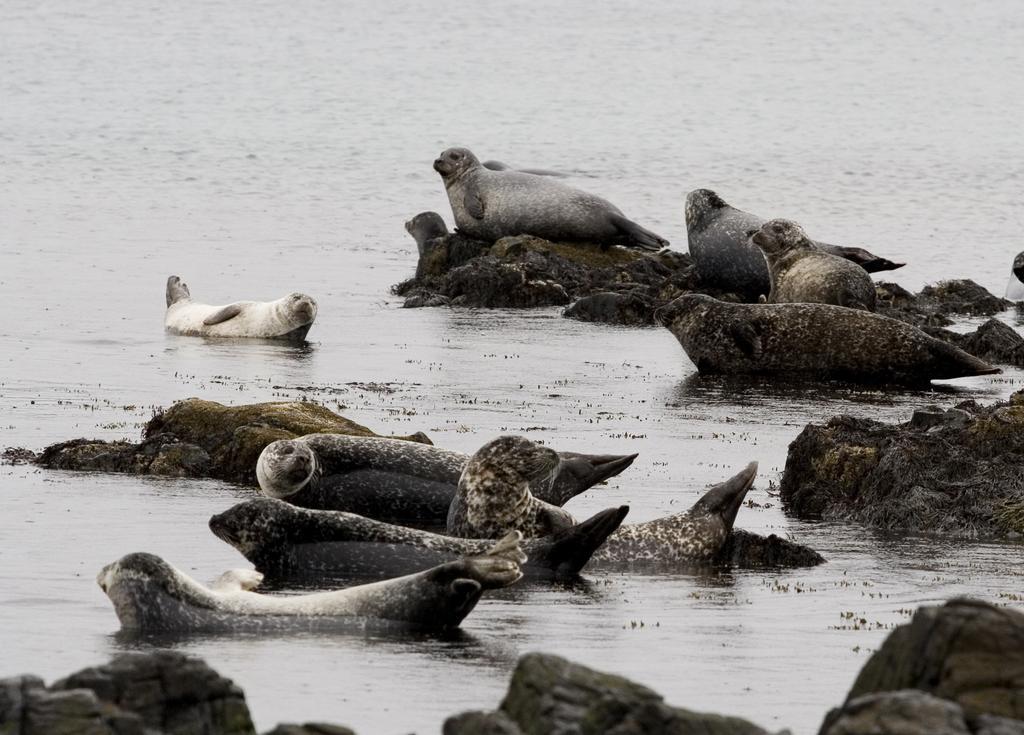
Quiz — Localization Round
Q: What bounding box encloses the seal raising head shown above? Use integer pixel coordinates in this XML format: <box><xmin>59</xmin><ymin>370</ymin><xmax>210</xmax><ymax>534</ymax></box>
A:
<box><xmin>257</xmin><ymin>439</ymin><xmax>321</xmax><ymax>498</ymax></box>
<box><xmin>405</xmin><ymin>211</ymin><xmax>450</xmax><ymax>256</ymax></box>
<box><xmin>750</xmin><ymin>218</ymin><xmax>813</xmax><ymax>257</ymax></box>
<box><xmin>448</xmin><ymin>436</ymin><xmax>574</xmax><ymax>539</ymax></box>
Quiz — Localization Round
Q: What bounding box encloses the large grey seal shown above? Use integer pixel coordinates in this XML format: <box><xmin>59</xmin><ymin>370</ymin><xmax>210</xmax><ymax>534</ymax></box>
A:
<box><xmin>657</xmin><ymin>293</ymin><xmax>1000</xmax><ymax>384</ymax></box>
<box><xmin>1006</xmin><ymin>251</ymin><xmax>1024</xmax><ymax>301</ymax></box>
<box><xmin>209</xmin><ymin>498</ymin><xmax>629</xmax><ymax>581</ymax></box>
<box><xmin>685</xmin><ymin>189</ymin><xmax>903</xmax><ymax>301</ymax></box>
<box><xmin>751</xmin><ymin>219</ymin><xmax>877</xmax><ymax>311</ymax></box>
<box><xmin>434</xmin><ymin>147</ymin><xmax>668</xmax><ymax>251</ymax></box>
<box><xmin>97</xmin><ymin>533</ymin><xmax>524</xmax><ymax>633</ymax></box>
<box><xmin>256</xmin><ymin>434</ymin><xmax>637</xmax><ymax>527</ymax></box>
<box><xmin>447</xmin><ymin>436</ymin><xmax>575</xmax><ymax>538</ymax></box>
<box><xmin>164</xmin><ymin>276</ymin><xmax>317</xmax><ymax>341</ymax></box>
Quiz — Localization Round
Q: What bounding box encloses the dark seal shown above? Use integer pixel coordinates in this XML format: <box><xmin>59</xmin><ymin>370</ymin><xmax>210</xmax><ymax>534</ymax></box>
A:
<box><xmin>434</xmin><ymin>146</ymin><xmax>668</xmax><ymax>251</ymax></box>
<box><xmin>405</xmin><ymin>211</ymin><xmax>450</xmax><ymax>255</ymax></box>
<box><xmin>1006</xmin><ymin>250</ymin><xmax>1024</xmax><ymax>301</ymax></box>
<box><xmin>657</xmin><ymin>293</ymin><xmax>1000</xmax><ymax>385</ymax></box>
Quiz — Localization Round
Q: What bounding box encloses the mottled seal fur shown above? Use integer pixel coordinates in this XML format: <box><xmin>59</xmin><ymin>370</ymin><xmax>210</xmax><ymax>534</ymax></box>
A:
<box><xmin>434</xmin><ymin>147</ymin><xmax>667</xmax><ymax>251</ymax></box>
<box><xmin>97</xmin><ymin>533</ymin><xmax>524</xmax><ymax>633</ymax></box>
<box><xmin>405</xmin><ymin>211</ymin><xmax>450</xmax><ymax>255</ymax></box>
<box><xmin>591</xmin><ymin>463</ymin><xmax>758</xmax><ymax>566</ymax></box>
<box><xmin>164</xmin><ymin>276</ymin><xmax>317</xmax><ymax>341</ymax></box>
<box><xmin>210</xmin><ymin>498</ymin><xmax>629</xmax><ymax>581</ymax></box>
<box><xmin>685</xmin><ymin>189</ymin><xmax>903</xmax><ymax>301</ymax></box>
<box><xmin>658</xmin><ymin>293</ymin><xmax>1000</xmax><ymax>384</ymax></box>
<box><xmin>447</xmin><ymin>436</ymin><xmax>574</xmax><ymax>538</ymax></box>
<box><xmin>256</xmin><ymin>434</ymin><xmax>637</xmax><ymax>526</ymax></box>
<box><xmin>752</xmin><ymin>218</ymin><xmax>877</xmax><ymax>311</ymax></box>
<box><xmin>1006</xmin><ymin>251</ymin><xmax>1024</xmax><ymax>301</ymax></box>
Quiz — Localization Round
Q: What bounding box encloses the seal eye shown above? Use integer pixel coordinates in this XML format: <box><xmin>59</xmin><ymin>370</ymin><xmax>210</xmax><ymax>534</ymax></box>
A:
<box><xmin>449</xmin><ymin>152</ymin><xmax>461</xmax><ymax>160</ymax></box>
<box><xmin>772</xmin><ymin>224</ymin><xmax>784</xmax><ymax>234</ymax></box>
<box><xmin>280</xmin><ymin>445</ymin><xmax>294</xmax><ymax>455</ymax></box>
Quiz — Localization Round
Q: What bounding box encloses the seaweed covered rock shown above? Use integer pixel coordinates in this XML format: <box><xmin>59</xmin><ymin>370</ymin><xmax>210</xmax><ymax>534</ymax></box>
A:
<box><xmin>877</xmin><ymin>280</ymin><xmax>1014</xmax><ymax>329</ymax></box>
<box><xmin>35</xmin><ymin>398</ymin><xmax>431</xmax><ymax>485</ymax></box>
<box><xmin>780</xmin><ymin>391</ymin><xmax>1024</xmax><ymax>536</ymax></box>
<box><xmin>924</xmin><ymin>319</ymin><xmax>1024</xmax><ymax>367</ymax></box>
<box><xmin>716</xmin><ymin>529</ymin><xmax>826</xmax><ymax>568</ymax></box>
<box><xmin>443</xmin><ymin>653</ymin><xmax>772</xmax><ymax>735</ymax></box>
<box><xmin>819</xmin><ymin>599</ymin><xmax>1024</xmax><ymax>733</ymax></box>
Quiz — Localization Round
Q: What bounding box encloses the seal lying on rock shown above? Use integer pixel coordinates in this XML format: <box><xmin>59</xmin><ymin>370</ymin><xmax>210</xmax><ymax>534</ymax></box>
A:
<box><xmin>97</xmin><ymin>533</ymin><xmax>524</xmax><ymax>633</ymax></box>
<box><xmin>685</xmin><ymin>189</ymin><xmax>902</xmax><ymax>301</ymax></box>
<box><xmin>210</xmin><ymin>498</ymin><xmax>629</xmax><ymax>581</ymax></box>
<box><xmin>1006</xmin><ymin>251</ymin><xmax>1024</xmax><ymax>301</ymax></box>
<box><xmin>657</xmin><ymin>294</ymin><xmax>999</xmax><ymax>385</ymax></box>
<box><xmin>434</xmin><ymin>147</ymin><xmax>668</xmax><ymax>251</ymax></box>
<box><xmin>164</xmin><ymin>276</ymin><xmax>318</xmax><ymax>341</ymax></box>
<box><xmin>257</xmin><ymin>434</ymin><xmax>637</xmax><ymax>526</ymax></box>
<box><xmin>751</xmin><ymin>218</ymin><xmax>877</xmax><ymax>311</ymax></box>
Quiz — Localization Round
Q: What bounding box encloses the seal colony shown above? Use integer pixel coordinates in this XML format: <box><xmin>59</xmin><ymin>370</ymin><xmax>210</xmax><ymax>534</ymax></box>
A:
<box><xmin>164</xmin><ymin>275</ymin><xmax>318</xmax><ymax>341</ymax></box>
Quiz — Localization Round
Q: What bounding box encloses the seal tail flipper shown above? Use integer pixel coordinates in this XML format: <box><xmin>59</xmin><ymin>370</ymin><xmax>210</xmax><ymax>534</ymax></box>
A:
<box><xmin>929</xmin><ymin>340</ymin><xmax>1001</xmax><ymax>379</ymax></box>
<box><xmin>530</xmin><ymin>505</ymin><xmax>629</xmax><ymax>577</ymax></box>
<box><xmin>609</xmin><ymin>214</ymin><xmax>669</xmax><ymax>251</ymax></box>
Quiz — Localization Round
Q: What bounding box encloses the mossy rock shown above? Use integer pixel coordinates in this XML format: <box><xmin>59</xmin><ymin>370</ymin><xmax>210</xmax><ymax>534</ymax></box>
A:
<box><xmin>491</xmin><ymin>235</ymin><xmax>649</xmax><ymax>269</ymax></box>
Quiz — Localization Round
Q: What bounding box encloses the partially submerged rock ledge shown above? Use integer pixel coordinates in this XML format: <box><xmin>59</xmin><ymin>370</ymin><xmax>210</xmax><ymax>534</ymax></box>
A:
<box><xmin>780</xmin><ymin>390</ymin><xmax>1024</xmax><ymax>537</ymax></box>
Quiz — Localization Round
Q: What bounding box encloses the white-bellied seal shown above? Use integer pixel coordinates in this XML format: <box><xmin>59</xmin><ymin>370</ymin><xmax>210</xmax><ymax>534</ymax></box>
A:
<box><xmin>405</xmin><ymin>211</ymin><xmax>450</xmax><ymax>255</ymax></box>
<box><xmin>1006</xmin><ymin>251</ymin><xmax>1024</xmax><ymax>301</ymax></box>
<box><xmin>686</xmin><ymin>189</ymin><xmax>903</xmax><ymax>301</ymax></box>
<box><xmin>447</xmin><ymin>436</ymin><xmax>576</xmax><ymax>538</ymax></box>
<box><xmin>209</xmin><ymin>498</ymin><xmax>629</xmax><ymax>581</ymax></box>
<box><xmin>434</xmin><ymin>147</ymin><xmax>668</xmax><ymax>251</ymax></box>
<box><xmin>97</xmin><ymin>533</ymin><xmax>524</xmax><ymax>633</ymax></box>
<box><xmin>657</xmin><ymin>293</ymin><xmax>1000</xmax><ymax>385</ymax></box>
<box><xmin>256</xmin><ymin>434</ymin><xmax>637</xmax><ymax>527</ymax></box>
<box><xmin>482</xmin><ymin>160</ymin><xmax>567</xmax><ymax>177</ymax></box>
<box><xmin>751</xmin><ymin>219</ymin><xmax>877</xmax><ymax>311</ymax></box>
<box><xmin>164</xmin><ymin>276</ymin><xmax>318</xmax><ymax>341</ymax></box>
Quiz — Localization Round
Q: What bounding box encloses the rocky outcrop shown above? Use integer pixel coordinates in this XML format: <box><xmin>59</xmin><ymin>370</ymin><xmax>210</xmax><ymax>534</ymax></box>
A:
<box><xmin>33</xmin><ymin>399</ymin><xmax>431</xmax><ymax>485</ymax></box>
<box><xmin>877</xmin><ymin>280</ymin><xmax>1014</xmax><ymax>329</ymax></box>
<box><xmin>780</xmin><ymin>391</ymin><xmax>1024</xmax><ymax>537</ymax></box>
<box><xmin>819</xmin><ymin>690</ymin><xmax>1024</xmax><ymax>735</ymax></box>
<box><xmin>924</xmin><ymin>318</ymin><xmax>1024</xmax><ymax>367</ymax></box>
<box><xmin>716</xmin><ymin>529</ymin><xmax>826</xmax><ymax>568</ymax></box>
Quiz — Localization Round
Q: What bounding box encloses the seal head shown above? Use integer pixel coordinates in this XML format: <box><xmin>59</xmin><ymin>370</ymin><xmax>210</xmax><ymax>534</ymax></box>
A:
<box><xmin>750</xmin><ymin>219</ymin><xmax>813</xmax><ymax>257</ymax></box>
<box><xmin>257</xmin><ymin>439</ymin><xmax>321</xmax><ymax>498</ymax></box>
<box><xmin>434</xmin><ymin>147</ymin><xmax>479</xmax><ymax>183</ymax></box>
<box><xmin>1008</xmin><ymin>251</ymin><xmax>1024</xmax><ymax>301</ymax></box>
<box><xmin>405</xmin><ymin>211</ymin><xmax>450</xmax><ymax>255</ymax></box>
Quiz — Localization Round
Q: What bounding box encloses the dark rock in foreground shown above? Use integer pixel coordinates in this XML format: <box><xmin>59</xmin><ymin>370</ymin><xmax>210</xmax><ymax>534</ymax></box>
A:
<box><xmin>716</xmin><ymin>529</ymin><xmax>826</xmax><ymax>568</ymax></box>
<box><xmin>444</xmin><ymin>652</ymin><xmax>772</xmax><ymax>735</ymax></box>
<box><xmin>780</xmin><ymin>390</ymin><xmax>1024</xmax><ymax>537</ymax></box>
<box><xmin>33</xmin><ymin>398</ymin><xmax>430</xmax><ymax>486</ymax></box>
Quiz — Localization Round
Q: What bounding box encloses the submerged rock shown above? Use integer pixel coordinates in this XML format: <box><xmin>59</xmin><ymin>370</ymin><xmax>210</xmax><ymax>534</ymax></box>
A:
<box><xmin>716</xmin><ymin>529</ymin><xmax>826</xmax><ymax>568</ymax></box>
<box><xmin>35</xmin><ymin>398</ymin><xmax>430</xmax><ymax>485</ymax></box>
<box><xmin>780</xmin><ymin>391</ymin><xmax>1024</xmax><ymax>537</ymax></box>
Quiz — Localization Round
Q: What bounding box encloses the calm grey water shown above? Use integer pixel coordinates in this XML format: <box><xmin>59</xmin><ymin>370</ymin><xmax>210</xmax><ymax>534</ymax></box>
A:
<box><xmin>2</xmin><ymin>1</ymin><xmax>1024</xmax><ymax>733</ymax></box>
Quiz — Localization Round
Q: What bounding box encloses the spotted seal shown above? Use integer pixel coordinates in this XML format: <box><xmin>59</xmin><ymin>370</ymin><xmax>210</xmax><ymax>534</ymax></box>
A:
<box><xmin>97</xmin><ymin>532</ymin><xmax>524</xmax><ymax>633</ymax></box>
<box><xmin>685</xmin><ymin>189</ymin><xmax>903</xmax><ymax>301</ymax></box>
<box><xmin>210</xmin><ymin>498</ymin><xmax>629</xmax><ymax>581</ymax></box>
<box><xmin>657</xmin><ymin>293</ymin><xmax>1000</xmax><ymax>384</ymax></box>
<box><xmin>434</xmin><ymin>147</ymin><xmax>668</xmax><ymax>251</ymax></box>
<box><xmin>164</xmin><ymin>276</ymin><xmax>317</xmax><ymax>341</ymax></box>
<box><xmin>256</xmin><ymin>434</ymin><xmax>637</xmax><ymax>527</ymax></box>
<box><xmin>447</xmin><ymin>436</ymin><xmax>574</xmax><ymax>538</ymax></box>
<box><xmin>751</xmin><ymin>219</ymin><xmax>877</xmax><ymax>311</ymax></box>
<box><xmin>1006</xmin><ymin>251</ymin><xmax>1024</xmax><ymax>301</ymax></box>
<box><xmin>405</xmin><ymin>211</ymin><xmax>450</xmax><ymax>255</ymax></box>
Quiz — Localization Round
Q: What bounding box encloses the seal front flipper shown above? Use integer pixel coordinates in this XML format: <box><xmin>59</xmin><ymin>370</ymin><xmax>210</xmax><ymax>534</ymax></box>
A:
<box><xmin>464</xmin><ymin>190</ymin><xmax>486</xmax><ymax>220</ymax></box>
<box><xmin>209</xmin><ymin>569</ymin><xmax>263</xmax><ymax>592</ymax></box>
<box><xmin>529</xmin><ymin>505</ymin><xmax>629</xmax><ymax>577</ymax></box>
<box><xmin>203</xmin><ymin>304</ymin><xmax>245</xmax><ymax>326</ymax></box>
<box><xmin>729</xmin><ymin>321</ymin><xmax>763</xmax><ymax>360</ymax></box>
<box><xmin>609</xmin><ymin>213</ymin><xmax>668</xmax><ymax>252</ymax></box>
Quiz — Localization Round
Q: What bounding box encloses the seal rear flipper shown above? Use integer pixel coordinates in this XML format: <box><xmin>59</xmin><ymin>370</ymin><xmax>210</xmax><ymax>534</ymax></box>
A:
<box><xmin>816</xmin><ymin>242</ymin><xmax>905</xmax><ymax>273</ymax></box>
<box><xmin>528</xmin><ymin>505</ymin><xmax>629</xmax><ymax>577</ymax></box>
<box><xmin>609</xmin><ymin>213</ymin><xmax>668</xmax><ymax>251</ymax></box>
<box><xmin>203</xmin><ymin>304</ymin><xmax>244</xmax><ymax>326</ymax></box>
<box><xmin>929</xmin><ymin>341</ymin><xmax>1001</xmax><ymax>379</ymax></box>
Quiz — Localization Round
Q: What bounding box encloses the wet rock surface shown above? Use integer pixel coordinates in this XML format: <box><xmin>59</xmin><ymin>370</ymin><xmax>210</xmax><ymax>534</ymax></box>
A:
<box><xmin>876</xmin><ymin>279</ymin><xmax>1014</xmax><ymax>328</ymax></box>
<box><xmin>716</xmin><ymin>529</ymin><xmax>826</xmax><ymax>568</ymax></box>
<box><xmin>924</xmin><ymin>318</ymin><xmax>1024</xmax><ymax>367</ymax></box>
<box><xmin>32</xmin><ymin>399</ymin><xmax>431</xmax><ymax>486</ymax></box>
<box><xmin>780</xmin><ymin>390</ymin><xmax>1024</xmax><ymax>537</ymax></box>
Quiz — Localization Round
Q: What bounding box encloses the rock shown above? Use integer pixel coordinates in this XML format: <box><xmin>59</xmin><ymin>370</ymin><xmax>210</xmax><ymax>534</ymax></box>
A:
<box><xmin>716</xmin><ymin>529</ymin><xmax>826</xmax><ymax>568</ymax></box>
<box><xmin>819</xmin><ymin>690</ymin><xmax>974</xmax><ymax>735</ymax></box>
<box><xmin>0</xmin><ymin>447</ymin><xmax>36</xmax><ymax>465</ymax></box>
<box><xmin>445</xmin><ymin>652</ymin><xmax>772</xmax><ymax>735</ymax></box>
<box><xmin>563</xmin><ymin>291</ymin><xmax>656</xmax><ymax>326</ymax></box>
<box><xmin>262</xmin><ymin>725</ymin><xmax>356</xmax><ymax>735</ymax></box>
<box><xmin>780</xmin><ymin>391</ymin><xmax>1024</xmax><ymax>536</ymax></box>
<box><xmin>878</xmin><ymin>280</ymin><xmax>1013</xmax><ymax>329</ymax></box>
<box><xmin>36</xmin><ymin>399</ymin><xmax>432</xmax><ymax>486</ymax></box>
<box><xmin>923</xmin><ymin>319</ymin><xmax>1024</xmax><ymax>367</ymax></box>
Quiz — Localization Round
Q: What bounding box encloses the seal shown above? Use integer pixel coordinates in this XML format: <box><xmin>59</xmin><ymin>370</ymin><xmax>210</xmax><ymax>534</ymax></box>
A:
<box><xmin>447</xmin><ymin>436</ymin><xmax>575</xmax><ymax>538</ymax></box>
<box><xmin>482</xmin><ymin>160</ymin><xmax>567</xmax><ymax>177</ymax></box>
<box><xmin>96</xmin><ymin>532</ymin><xmax>524</xmax><ymax>633</ymax></box>
<box><xmin>1006</xmin><ymin>251</ymin><xmax>1024</xmax><ymax>301</ymax></box>
<box><xmin>164</xmin><ymin>276</ymin><xmax>318</xmax><ymax>341</ymax></box>
<box><xmin>209</xmin><ymin>498</ymin><xmax>629</xmax><ymax>581</ymax></box>
<box><xmin>256</xmin><ymin>434</ymin><xmax>637</xmax><ymax>527</ymax></box>
<box><xmin>405</xmin><ymin>211</ymin><xmax>450</xmax><ymax>255</ymax></box>
<box><xmin>657</xmin><ymin>293</ymin><xmax>1000</xmax><ymax>385</ymax></box>
<box><xmin>751</xmin><ymin>218</ymin><xmax>877</xmax><ymax>311</ymax></box>
<box><xmin>685</xmin><ymin>189</ymin><xmax>903</xmax><ymax>301</ymax></box>
<box><xmin>434</xmin><ymin>147</ymin><xmax>668</xmax><ymax>251</ymax></box>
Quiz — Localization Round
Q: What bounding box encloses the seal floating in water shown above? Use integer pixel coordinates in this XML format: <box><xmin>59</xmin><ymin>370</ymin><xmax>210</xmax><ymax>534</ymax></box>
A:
<box><xmin>685</xmin><ymin>189</ymin><xmax>902</xmax><ymax>301</ymax></box>
<box><xmin>657</xmin><ymin>293</ymin><xmax>1000</xmax><ymax>385</ymax></box>
<box><xmin>434</xmin><ymin>147</ymin><xmax>668</xmax><ymax>251</ymax></box>
<box><xmin>1006</xmin><ymin>251</ymin><xmax>1024</xmax><ymax>301</ymax></box>
<box><xmin>752</xmin><ymin>219</ymin><xmax>877</xmax><ymax>311</ymax></box>
<box><xmin>97</xmin><ymin>533</ymin><xmax>524</xmax><ymax>633</ymax></box>
<box><xmin>210</xmin><ymin>498</ymin><xmax>629</xmax><ymax>581</ymax></box>
<box><xmin>164</xmin><ymin>276</ymin><xmax>317</xmax><ymax>341</ymax></box>
<box><xmin>256</xmin><ymin>434</ymin><xmax>637</xmax><ymax>526</ymax></box>
<box><xmin>447</xmin><ymin>436</ymin><xmax>575</xmax><ymax>538</ymax></box>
